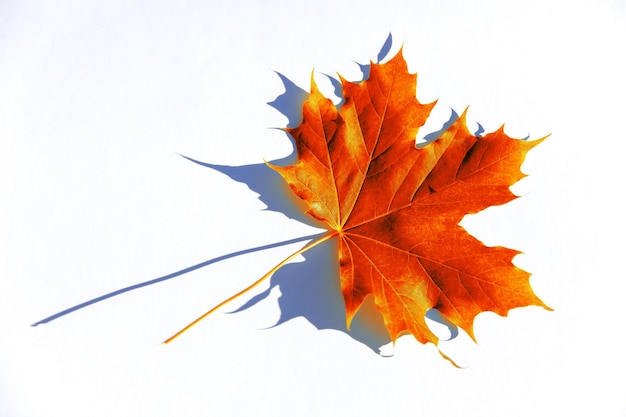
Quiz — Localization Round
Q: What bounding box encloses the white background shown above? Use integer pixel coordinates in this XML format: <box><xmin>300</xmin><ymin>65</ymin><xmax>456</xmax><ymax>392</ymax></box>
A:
<box><xmin>2</xmin><ymin>1</ymin><xmax>625</xmax><ymax>416</ymax></box>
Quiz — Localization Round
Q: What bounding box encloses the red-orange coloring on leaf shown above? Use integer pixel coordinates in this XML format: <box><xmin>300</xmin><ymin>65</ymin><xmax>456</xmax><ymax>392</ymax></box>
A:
<box><xmin>165</xmin><ymin>49</ymin><xmax>550</xmax><ymax>361</ymax></box>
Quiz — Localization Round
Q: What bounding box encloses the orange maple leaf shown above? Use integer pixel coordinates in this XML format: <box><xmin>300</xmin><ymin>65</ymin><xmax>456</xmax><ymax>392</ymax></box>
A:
<box><xmin>165</xmin><ymin>49</ymin><xmax>550</xmax><ymax>357</ymax></box>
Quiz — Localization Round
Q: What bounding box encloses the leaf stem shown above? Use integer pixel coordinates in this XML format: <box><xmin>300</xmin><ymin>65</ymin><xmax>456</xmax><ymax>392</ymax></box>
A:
<box><xmin>163</xmin><ymin>231</ymin><xmax>338</xmax><ymax>344</ymax></box>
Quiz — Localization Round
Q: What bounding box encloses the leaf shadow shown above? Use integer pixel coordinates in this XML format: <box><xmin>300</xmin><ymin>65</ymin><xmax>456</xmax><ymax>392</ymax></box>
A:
<box><xmin>32</xmin><ymin>33</ymin><xmax>458</xmax><ymax>352</ymax></box>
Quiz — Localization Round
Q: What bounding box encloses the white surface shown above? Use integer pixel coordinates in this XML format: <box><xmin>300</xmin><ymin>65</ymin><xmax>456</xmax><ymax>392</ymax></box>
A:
<box><xmin>2</xmin><ymin>1</ymin><xmax>625</xmax><ymax>416</ymax></box>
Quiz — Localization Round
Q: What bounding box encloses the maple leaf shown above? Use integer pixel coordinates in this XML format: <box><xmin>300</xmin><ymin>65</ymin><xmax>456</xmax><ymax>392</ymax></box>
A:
<box><xmin>165</xmin><ymin>49</ymin><xmax>549</xmax><ymax>359</ymax></box>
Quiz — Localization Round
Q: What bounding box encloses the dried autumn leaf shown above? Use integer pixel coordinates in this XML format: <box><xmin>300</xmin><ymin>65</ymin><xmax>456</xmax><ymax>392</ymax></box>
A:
<box><xmin>166</xmin><ymin>49</ymin><xmax>549</xmax><ymax>357</ymax></box>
